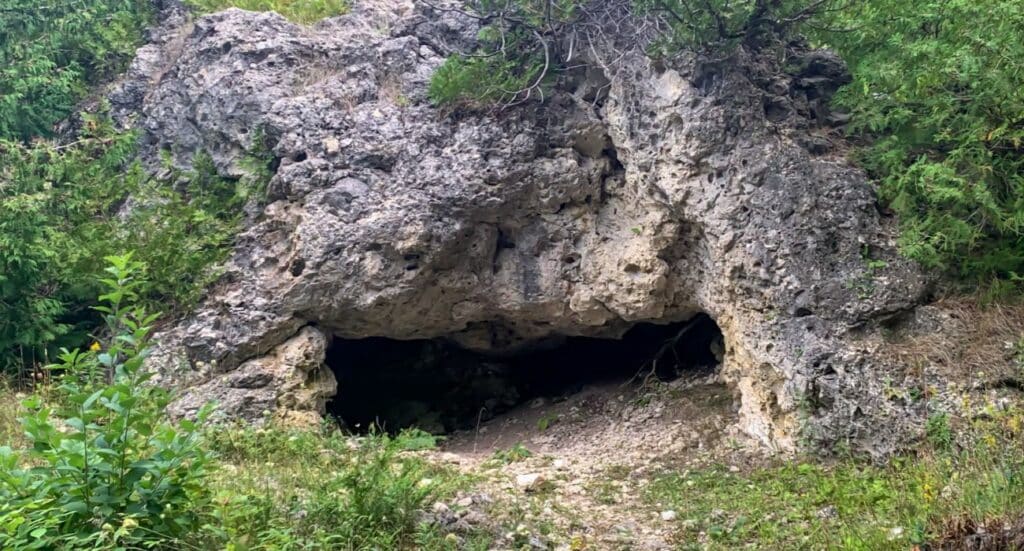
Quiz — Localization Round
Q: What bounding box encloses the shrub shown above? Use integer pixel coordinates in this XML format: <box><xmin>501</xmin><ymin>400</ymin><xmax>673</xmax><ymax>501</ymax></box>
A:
<box><xmin>0</xmin><ymin>0</ymin><xmax>152</xmax><ymax>141</ymax></box>
<box><xmin>0</xmin><ymin>118</ymin><xmax>259</xmax><ymax>376</ymax></box>
<box><xmin>0</xmin><ymin>255</ymin><xmax>215</xmax><ymax>550</ymax></box>
<box><xmin>184</xmin><ymin>0</ymin><xmax>350</xmax><ymax>24</ymax></box>
<box><xmin>819</xmin><ymin>0</ymin><xmax>1024</xmax><ymax>285</ymax></box>
<box><xmin>429</xmin><ymin>28</ymin><xmax>548</xmax><ymax>106</ymax></box>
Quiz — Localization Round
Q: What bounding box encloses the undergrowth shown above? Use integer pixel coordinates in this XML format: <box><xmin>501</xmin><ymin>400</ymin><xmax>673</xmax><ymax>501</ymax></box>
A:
<box><xmin>0</xmin><ymin>260</ymin><xmax>478</xmax><ymax>549</ymax></box>
<box><xmin>646</xmin><ymin>405</ymin><xmax>1024</xmax><ymax>549</ymax></box>
<box><xmin>203</xmin><ymin>424</ymin><xmax>479</xmax><ymax>549</ymax></box>
<box><xmin>185</xmin><ymin>0</ymin><xmax>350</xmax><ymax>24</ymax></box>
<box><xmin>0</xmin><ymin>0</ymin><xmax>152</xmax><ymax>141</ymax></box>
<box><xmin>0</xmin><ymin>117</ymin><xmax>263</xmax><ymax>378</ymax></box>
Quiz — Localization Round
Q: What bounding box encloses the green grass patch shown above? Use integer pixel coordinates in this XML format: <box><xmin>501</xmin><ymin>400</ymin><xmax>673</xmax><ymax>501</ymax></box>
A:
<box><xmin>646</xmin><ymin>409</ymin><xmax>1024</xmax><ymax>549</ymax></box>
<box><xmin>202</xmin><ymin>424</ymin><xmax>483</xmax><ymax>549</ymax></box>
<box><xmin>185</xmin><ymin>0</ymin><xmax>349</xmax><ymax>24</ymax></box>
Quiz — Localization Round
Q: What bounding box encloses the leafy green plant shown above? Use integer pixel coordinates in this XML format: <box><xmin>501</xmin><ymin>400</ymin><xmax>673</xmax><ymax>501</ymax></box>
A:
<box><xmin>819</xmin><ymin>0</ymin><xmax>1024</xmax><ymax>286</ymax></box>
<box><xmin>1</xmin><ymin>120</ymin><xmax>256</xmax><ymax>377</ymax></box>
<box><xmin>490</xmin><ymin>443</ymin><xmax>533</xmax><ymax>465</ymax></box>
<box><xmin>925</xmin><ymin>412</ymin><xmax>953</xmax><ymax>451</ymax></box>
<box><xmin>185</xmin><ymin>0</ymin><xmax>350</xmax><ymax>24</ymax></box>
<box><xmin>0</xmin><ymin>254</ymin><xmax>215</xmax><ymax>550</ymax></box>
<box><xmin>0</xmin><ymin>0</ymin><xmax>152</xmax><ymax>141</ymax></box>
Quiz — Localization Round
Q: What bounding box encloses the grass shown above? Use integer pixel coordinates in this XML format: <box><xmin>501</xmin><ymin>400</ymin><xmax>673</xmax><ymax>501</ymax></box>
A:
<box><xmin>201</xmin><ymin>423</ymin><xmax>487</xmax><ymax>549</ymax></box>
<box><xmin>185</xmin><ymin>0</ymin><xmax>349</xmax><ymax>24</ymax></box>
<box><xmin>645</xmin><ymin>405</ymin><xmax>1024</xmax><ymax>550</ymax></box>
<box><xmin>0</xmin><ymin>379</ymin><xmax>486</xmax><ymax>549</ymax></box>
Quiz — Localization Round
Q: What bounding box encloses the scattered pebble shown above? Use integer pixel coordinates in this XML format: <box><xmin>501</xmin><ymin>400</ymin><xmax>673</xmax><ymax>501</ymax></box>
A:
<box><xmin>660</xmin><ymin>510</ymin><xmax>678</xmax><ymax>521</ymax></box>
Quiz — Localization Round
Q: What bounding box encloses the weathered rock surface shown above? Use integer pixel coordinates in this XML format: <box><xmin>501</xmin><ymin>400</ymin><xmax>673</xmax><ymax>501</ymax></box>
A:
<box><xmin>113</xmin><ymin>0</ymin><xmax>929</xmax><ymax>454</ymax></box>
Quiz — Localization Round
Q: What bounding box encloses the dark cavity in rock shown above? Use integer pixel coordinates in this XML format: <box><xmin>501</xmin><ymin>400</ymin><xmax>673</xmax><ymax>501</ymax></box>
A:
<box><xmin>326</xmin><ymin>315</ymin><xmax>724</xmax><ymax>434</ymax></box>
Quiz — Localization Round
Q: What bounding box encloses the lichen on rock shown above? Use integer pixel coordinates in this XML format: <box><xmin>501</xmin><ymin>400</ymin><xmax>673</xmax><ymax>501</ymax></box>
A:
<box><xmin>113</xmin><ymin>0</ymin><xmax>929</xmax><ymax>456</ymax></box>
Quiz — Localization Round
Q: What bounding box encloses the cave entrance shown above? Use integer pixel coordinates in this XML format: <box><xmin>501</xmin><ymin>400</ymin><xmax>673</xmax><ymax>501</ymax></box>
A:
<box><xmin>325</xmin><ymin>314</ymin><xmax>723</xmax><ymax>435</ymax></box>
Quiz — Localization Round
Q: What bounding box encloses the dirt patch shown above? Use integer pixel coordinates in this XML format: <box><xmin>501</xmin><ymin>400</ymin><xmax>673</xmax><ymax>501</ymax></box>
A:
<box><xmin>429</xmin><ymin>373</ymin><xmax>768</xmax><ymax>550</ymax></box>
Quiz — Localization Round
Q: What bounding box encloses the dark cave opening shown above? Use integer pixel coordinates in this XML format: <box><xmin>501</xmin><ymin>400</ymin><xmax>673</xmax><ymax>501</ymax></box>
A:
<box><xmin>325</xmin><ymin>314</ymin><xmax>724</xmax><ymax>435</ymax></box>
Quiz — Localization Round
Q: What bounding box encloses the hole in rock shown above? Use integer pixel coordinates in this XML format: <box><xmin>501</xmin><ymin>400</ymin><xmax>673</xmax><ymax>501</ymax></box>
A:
<box><xmin>326</xmin><ymin>314</ymin><xmax>724</xmax><ymax>435</ymax></box>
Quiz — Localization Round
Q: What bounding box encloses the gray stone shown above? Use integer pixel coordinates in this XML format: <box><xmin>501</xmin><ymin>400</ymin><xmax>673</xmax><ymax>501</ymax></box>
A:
<box><xmin>114</xmin><ymin>1</ymin><xmax>929</xmax><ymax>456</ymax></box>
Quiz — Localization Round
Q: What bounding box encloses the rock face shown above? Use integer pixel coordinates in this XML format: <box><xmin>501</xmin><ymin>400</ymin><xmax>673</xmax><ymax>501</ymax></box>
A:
<box><xmin>113</xmin><ymin>1</ymin><xmax>929</xmax><ymax>454</ymax></box>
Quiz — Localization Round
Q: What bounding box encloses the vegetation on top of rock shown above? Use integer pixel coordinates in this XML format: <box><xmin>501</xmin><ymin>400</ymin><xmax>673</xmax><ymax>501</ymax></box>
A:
<box><xmin>184</xmin><ymin>0</ymin><xmax>350</xmax><ymax>24</ymax></box>
<box><xmin>427</xmin><ymin>0</ymin><xmax>842</xmax><ymax>106</ymax></box>
<box><xmin>430</xmin><ymin>0</ymin><xmax>1024</xmax><ymax>291</ymax></box>
<box><xmin>0</xmin><ymin>0</ymin><xmax>152</xmax><ymax>141</ymax></box>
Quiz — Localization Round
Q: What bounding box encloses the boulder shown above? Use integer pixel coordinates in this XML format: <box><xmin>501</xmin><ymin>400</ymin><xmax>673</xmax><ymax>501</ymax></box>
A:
<box><xmin>112</xmin><ymin>0</ymin><xmax>929</xmax><ymax>455</ymax></box>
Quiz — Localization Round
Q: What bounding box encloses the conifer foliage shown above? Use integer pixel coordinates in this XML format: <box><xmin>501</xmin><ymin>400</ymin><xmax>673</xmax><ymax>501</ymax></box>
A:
<box><xmin>822</xmin><ymin>0</ymin><xmax>1024</xmax><ymax>283</ymax></box>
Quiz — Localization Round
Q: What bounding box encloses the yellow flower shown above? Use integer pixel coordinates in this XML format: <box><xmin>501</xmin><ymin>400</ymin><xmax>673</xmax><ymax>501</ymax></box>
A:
<box><xmin>89</xmin><ymin>341</ymin><xmax>102</xmax><ymax>352</ymax></box>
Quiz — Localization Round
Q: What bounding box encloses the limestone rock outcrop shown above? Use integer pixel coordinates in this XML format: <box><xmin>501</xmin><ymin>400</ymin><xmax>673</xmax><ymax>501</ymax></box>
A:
<box><xmin>112</xmin><ymin>0</ymin><xmax>929</xmax><ymax>455</ymax></box>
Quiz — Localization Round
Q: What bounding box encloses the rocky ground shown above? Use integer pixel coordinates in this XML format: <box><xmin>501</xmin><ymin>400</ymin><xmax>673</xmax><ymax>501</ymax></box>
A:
<box><xmin>423</xmin><ymin>372</ymin><xmax>762</xmax><ymax>550</ymax></box>
<box><xmin>413</xmin><ymin>298</ymin><xmax>1024</xmax><ymax>550</ymax></box>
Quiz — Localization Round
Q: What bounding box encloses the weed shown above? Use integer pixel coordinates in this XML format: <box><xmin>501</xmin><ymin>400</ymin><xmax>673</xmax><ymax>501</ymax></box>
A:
<box><xmin>185</xmin><ymin>0</ymin><xmax>350</xmax><ymax>24</ymax></box>
<box><xmin>537</xmin><ymin>414</ymin><xmax>559</xmax><ymax>431</ymax></box>
<box><xmin>925</xmin><ymin>411</ymin><xmax>953</xmax><ymax>450</ymax></box>
<box><xmin>490</xmin><ymin>443</ymin><xmax>533</xmax><ymax>465</ymax></box>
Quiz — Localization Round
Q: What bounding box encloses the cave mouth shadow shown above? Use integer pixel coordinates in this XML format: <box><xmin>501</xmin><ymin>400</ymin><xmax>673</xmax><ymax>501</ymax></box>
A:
<box><xmin>325</xmin><ymin>314</ymin><xmax>724</xmax><ymax>435</ymax></box>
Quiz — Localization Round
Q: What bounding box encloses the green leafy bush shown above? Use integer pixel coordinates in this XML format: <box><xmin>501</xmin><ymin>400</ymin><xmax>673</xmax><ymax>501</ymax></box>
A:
<box><xmin>0</xmin><ymin>255</ymin><xmax>214</xmax><ymax>550</ymax></box>
<box><xmin>820</xmin><ymin>0</ymin><xmax>1024</xmax><ymax>284</ymax></box>
<box><xmin>185</xmin><ymin>0</ymin><xmax>350</xmax><ymax>24</ymax></box>
<box><xmin>0</xmin><ymin>118</ymin><xmax>258</xmax><ymax>376</ymax></box>
<box><xmin>0</xmin><ymin>0</ymin><xmax>152</xmax><ymax>141</ymax></box>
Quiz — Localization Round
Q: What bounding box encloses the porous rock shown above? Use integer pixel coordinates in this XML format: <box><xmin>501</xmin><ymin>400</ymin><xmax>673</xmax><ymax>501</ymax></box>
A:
<box><xmin>112</xmin><ymin>0</ymin><xmax>929</xmax><ymax>455</ymax></box>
